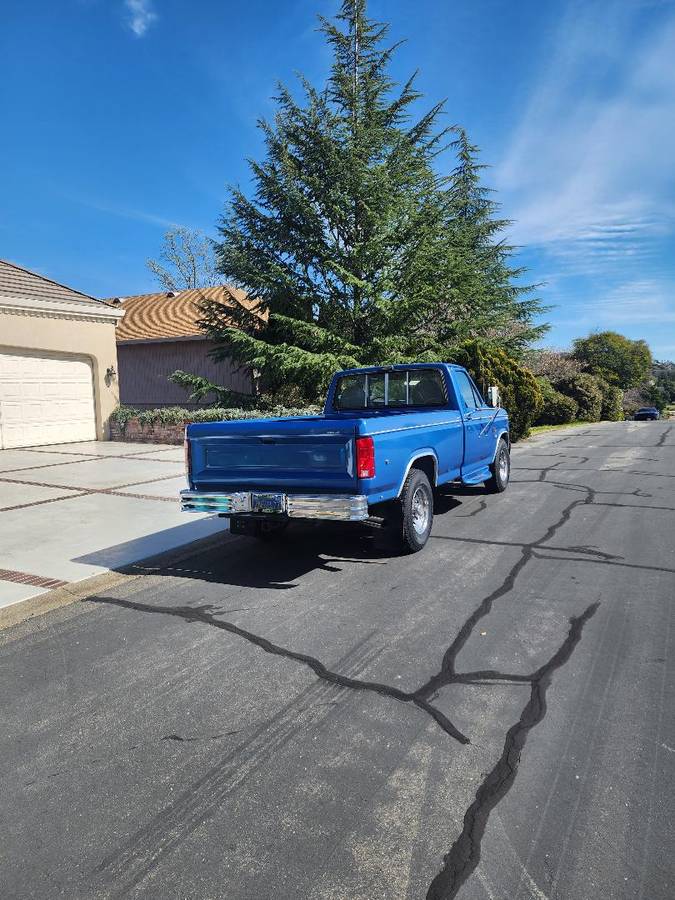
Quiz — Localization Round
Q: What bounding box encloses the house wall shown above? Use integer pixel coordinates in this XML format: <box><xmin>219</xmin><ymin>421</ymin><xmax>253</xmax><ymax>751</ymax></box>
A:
<box><xmin>117</xmin><ymin>338</ymin><xmax>254</xmax><ymax>408</ymax></box>
<box><xmin>0</xmin><ymin>309</ymin><xmax>120</xmax><ymax>439</ymax></box>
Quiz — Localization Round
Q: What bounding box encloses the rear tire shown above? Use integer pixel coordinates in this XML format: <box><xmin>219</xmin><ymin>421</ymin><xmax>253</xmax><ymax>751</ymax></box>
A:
<box><xmin>485</xmin><ymin>438</ymin><xmax>510</xmax><ymax>493</ymax></box>
<box><xmin>390</xmin><ymin>469</ymin><xmax>434</xmax><ymax>554</ymax></box>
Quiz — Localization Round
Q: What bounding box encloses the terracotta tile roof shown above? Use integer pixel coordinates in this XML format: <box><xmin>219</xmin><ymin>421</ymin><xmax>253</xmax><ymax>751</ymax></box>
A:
<box><xmin>0</xmin><ymin>258</ymin><xmax>101</xmax><ymax>307</ymax></box>
<box><xmin>113</xmin><ymin>285</ymin><xmax>260</xmax><ymax>342</ymax></box>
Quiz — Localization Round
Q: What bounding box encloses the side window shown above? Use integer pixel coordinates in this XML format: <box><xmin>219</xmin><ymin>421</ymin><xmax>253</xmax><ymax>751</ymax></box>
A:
<box><xmin>470</xmin><ymin>381</ymin><xmax>485</xmax><ymax>408</ymax></box>
<box><xmin>455</xmin><ymin>371</ymin><xmax>479</xmax><ymax>410</ymax></box>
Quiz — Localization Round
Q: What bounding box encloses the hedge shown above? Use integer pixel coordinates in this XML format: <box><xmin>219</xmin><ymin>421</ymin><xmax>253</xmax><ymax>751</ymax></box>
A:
<box><xmin>554</xmin><ymin>374</ymin><xmax>603</xmax><ymax>422</ymax></box>
<box><xmin>596</xmin><ymin>379</ymin><xmax>624</xmax><ymax>421</ymax></box>
<box><xmin>110</xmin><ymin>404</ymin><xmax>321</xmax><ymax>429</ymax></box>
<box><xmin>535</xmin><ymin>378</ymin><xmax>578</xmax><ymax>425</ymax></box>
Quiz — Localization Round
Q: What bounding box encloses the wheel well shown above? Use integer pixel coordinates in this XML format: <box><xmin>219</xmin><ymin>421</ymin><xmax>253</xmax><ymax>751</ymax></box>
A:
<box><xmin>410</xmin><ymin>455</ymin><xmax>437</xmax><ymax>487</ymax></box>
<box><xmin>498</xmin><ymin>431</ymin><xmax>510</xmax><ymax>449</ymax></box>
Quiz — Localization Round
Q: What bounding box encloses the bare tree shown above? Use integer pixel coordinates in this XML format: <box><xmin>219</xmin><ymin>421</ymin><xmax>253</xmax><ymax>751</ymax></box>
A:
<box><xmin>146</xmin><ymin>227</ymin><xmax>220</xmax><ymax>291</ymax></box>
<box><xmin>523</xmin><ymin>348</ymin><xmax>584</xmax><ymax>381</ymax></box>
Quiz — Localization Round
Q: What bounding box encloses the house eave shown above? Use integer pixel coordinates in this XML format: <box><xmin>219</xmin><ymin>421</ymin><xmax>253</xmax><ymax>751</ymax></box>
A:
<box><xmin>116</xmin><ymin>334</ymin><xmax>209</xmax><ymax>346</ymax></box>
<box><xmin>0</xmin><ymin>293</ymin><xmax>125</xmax><ymax>325</ymax></box>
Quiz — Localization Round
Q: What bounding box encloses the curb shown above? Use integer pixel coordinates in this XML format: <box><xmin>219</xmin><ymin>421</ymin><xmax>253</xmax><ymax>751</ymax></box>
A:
<box><xmin>519</xmin><ymin>420</ymin><xmax>612</xmax><ymax>446</ymax></box>
<box><xmin>0</xmin><ymin>529</ymin><xmax>239</xmax><ymax>632</ymax></box>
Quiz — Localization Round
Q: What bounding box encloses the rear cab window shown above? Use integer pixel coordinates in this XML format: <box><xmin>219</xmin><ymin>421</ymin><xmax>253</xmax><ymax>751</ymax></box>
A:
<box><xmin>333</xmin><ymin>368</ymin><xmax>450</xmax><ymax>410</ymax></box>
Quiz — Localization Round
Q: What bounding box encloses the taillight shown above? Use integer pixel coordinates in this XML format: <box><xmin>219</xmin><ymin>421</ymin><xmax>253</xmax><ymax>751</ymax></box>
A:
<box><xmin>184</xmin><ymin>428</ymin><xmax>191</xmax><ymax>481</ymax></box>
<box><xmin>355</xmin><ymin>436</ymin><xmax>375</xmax><ymax>479</ymax></box>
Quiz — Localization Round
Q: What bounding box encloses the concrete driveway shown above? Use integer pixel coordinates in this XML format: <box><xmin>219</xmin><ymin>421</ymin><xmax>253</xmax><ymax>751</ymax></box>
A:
<box><xmin>0</xmin><ymin>441</ymin><xmax>228</xmax><ymax>608</ymax></box>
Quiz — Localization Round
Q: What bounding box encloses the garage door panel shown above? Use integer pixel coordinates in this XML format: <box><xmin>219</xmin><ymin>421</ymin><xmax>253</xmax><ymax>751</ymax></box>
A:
<box><xmin>0</xmin><ymin>352</ymin><xmax>97</xmax><ymax>449</ymax></box>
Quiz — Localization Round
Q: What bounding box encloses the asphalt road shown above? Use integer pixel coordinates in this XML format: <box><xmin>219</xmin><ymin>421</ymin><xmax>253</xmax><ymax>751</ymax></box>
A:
<box><xmin>1</xmin><ymin>421</ymin><xmax>673</xmax><ymax>900</ymax></box>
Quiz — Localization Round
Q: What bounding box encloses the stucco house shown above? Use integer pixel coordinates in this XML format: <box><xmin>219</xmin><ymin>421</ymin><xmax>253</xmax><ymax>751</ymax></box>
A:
<box><xmin>0</xmin><ymin>259</ymin><xmax>124</xmax><ymax>449</ymax></box>
<box><xmin>114</xmin><ymin>286</ymin><xmax>256</xmax><ymax>408</ymax></box>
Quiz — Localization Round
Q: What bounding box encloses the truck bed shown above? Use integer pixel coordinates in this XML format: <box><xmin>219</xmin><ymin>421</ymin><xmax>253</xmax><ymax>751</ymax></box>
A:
<box><xmin>188</xmin><ymin>415</ymin><xmax>359</xmax><ymax>494</ymax></box>
<box><xmin>186</xmin><ymin>406</ymin><xmax>466</xmax><ymax>504</ymax></box>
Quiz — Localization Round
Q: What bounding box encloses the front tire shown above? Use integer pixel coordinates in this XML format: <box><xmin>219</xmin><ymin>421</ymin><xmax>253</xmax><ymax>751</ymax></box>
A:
<box><xmin>392</xmin><ymin>469</ymin><xmax>434</xmax><ymax>554</ymax></box>
<box><xmin>485</xmin><ymin>438</ymin><xmax>510</xmax><ymax>493</ymax></box>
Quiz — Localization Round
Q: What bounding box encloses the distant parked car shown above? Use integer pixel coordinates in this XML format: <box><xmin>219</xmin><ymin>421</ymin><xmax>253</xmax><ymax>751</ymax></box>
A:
<box><xmin>634</xmin><ymin>407</ymin><xmax>660</xmax><ymax>421</ymax></box>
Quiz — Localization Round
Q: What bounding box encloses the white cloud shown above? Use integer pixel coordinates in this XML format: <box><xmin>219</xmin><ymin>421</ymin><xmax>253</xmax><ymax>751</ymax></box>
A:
<box><xmin>92</xmin><ymin>202</ymin><xmax>175</xmax><ymax>227</ymax></box>
<box><xmin>495</xmin><ymin>0</ymin><xmax>675</xmax><ymax>274</ymax></box>
<box><xmin>593</xmin><ymin>280</ymin><xmax>675</xmax><ymax>324</ymax></box>
<box><xmin>551</xmin><ymin>277</ymin><xmax>675</xmax><ymax>335</ymax></box>
<box><xmin>60</xmin><ymin>190</ymin><xmax>179</xmax><ymax>228</ymax></box>
<box><xmin>124</xmin><ymin>0</ymin><xmax>158</xmax><ymax>38</ymax></box>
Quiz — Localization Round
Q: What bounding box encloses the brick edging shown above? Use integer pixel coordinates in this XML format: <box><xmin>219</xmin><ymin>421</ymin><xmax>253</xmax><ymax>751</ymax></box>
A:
<box><xmin>110</xmin><ymin>420</ymin><xmax>185</xmax><ymax>445</ymax></box>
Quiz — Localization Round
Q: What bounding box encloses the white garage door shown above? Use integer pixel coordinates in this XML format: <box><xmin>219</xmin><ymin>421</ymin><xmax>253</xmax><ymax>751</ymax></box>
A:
<box><xmin>0</xmin><ymin>352</ymin><xmax>97</xmax><ymax>449</ymax></box>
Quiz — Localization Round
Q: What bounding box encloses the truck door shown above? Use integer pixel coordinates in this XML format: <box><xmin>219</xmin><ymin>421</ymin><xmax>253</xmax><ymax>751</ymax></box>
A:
<box><xmin>454</xmin><ymin>369</ymin><xmax>491</xmax><ymax>469</ymax></box>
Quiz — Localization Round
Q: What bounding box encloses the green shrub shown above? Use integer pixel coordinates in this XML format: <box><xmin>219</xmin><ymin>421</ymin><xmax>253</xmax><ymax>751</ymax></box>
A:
<box><xmin>109</xmin><ymin>405</ymin><xmax>141</xmax><ymax>431</ymax></box>
<box><xmin>110</xmin><ymin>404</ymin><xmax>321</xmax><ymax>428</ymax></box>
<box><xmin>535</xmin><ymin>378</ymin><xmax>578</xmax><ymax>425</ymax></box>
<box><xmin>453</xmin><ymin>340</ymin><xmax>543</xmax><ymax>441</ymax></box>
<box><xmin>190</xmin><ymin>405</ymin><xmax>321</xmax><ymax>422</ymax></box>
<box><xmin>554</xmin><ymin>374</ymin><xmax>603</xmax><ymax>422</ymax></box>
<box><xmin>595</xmin><ymin>378</ymin><xmax>624</xmax><ymax>421</ymax></box>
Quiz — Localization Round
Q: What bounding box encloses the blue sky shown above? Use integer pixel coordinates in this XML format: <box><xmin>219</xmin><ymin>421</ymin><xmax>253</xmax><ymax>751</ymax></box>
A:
<box><xmin>2</xmin><ymin>0</ymin><xmax>674</xmax><ymax>358</ymax></box>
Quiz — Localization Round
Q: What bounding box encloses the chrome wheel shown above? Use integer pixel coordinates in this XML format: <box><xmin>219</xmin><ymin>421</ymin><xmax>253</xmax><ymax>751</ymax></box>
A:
<box><xmin>411</xmin><ymin>486</ymin><xmax>430</xmax><ymax>535</ymax></box>
<box><xmin>398</xmin><ymin>469</ymin><xmax>433</xmax><ymax>553</ymax></box>
<box><xmin>498</xmin><ymin>447</ymin><xmax>509</xmax><ymax>483</ymax></box>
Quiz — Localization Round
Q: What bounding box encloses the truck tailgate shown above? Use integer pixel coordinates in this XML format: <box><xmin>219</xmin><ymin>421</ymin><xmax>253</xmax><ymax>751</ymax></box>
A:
<box><xmin>188</xmin><ymin>417</ymin><xmax>359</xmax><ymax>493</ymax></box>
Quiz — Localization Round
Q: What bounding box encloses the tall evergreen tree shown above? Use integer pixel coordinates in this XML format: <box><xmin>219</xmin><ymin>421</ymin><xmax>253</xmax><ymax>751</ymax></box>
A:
<box><xmin>201</xmin><ymin>0</ymin><xmax>547</xmax><ymax>401</ymax></box>
<box><xmin>441</xmin><ymin>129</ymin><xmax>546</xmax><ymax>349</ymax></box>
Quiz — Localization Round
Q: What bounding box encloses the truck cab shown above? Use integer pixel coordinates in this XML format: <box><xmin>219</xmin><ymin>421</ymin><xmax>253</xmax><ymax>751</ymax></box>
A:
<box><xmin>181</xmin><ymin>363</ymin><xmax>510</xmax><ymax>553</ymax></box>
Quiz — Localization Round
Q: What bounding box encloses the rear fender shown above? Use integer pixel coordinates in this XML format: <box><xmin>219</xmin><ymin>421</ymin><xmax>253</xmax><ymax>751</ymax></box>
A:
<box><xmin>397</xmin><ymin>450</ymin><xmax>438</xmax><ymax>496</ymax></box>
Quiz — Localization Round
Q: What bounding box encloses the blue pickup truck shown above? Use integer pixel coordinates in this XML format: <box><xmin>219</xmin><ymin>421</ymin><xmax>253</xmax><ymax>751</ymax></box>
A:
<box><xmin>181</xmin><ymin>363</ymin><xmax>510</xmax><ymax>553</ymax></box>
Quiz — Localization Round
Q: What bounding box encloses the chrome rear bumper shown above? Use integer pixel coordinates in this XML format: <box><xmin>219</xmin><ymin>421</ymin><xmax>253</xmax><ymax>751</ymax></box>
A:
<box><xmin>180</xmin><ymin>490</ymin><xmax>369</xmax><ymax>522</ymax></box>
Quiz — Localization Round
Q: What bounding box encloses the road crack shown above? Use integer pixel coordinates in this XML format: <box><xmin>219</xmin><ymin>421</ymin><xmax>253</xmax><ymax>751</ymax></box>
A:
<box><xmin>656</xmin><ymin>425</ymin><xmax>672</xmax><ymax>448</ymax></box>
<box><xmin>426</xmin><ymin>603</ymin><xmax>599</xmax><ymax>900</ymax></box>
<box><xmin>89</xmin><ymin>595</ymin><xmax>470</xmax><ymax>745</ymax></box>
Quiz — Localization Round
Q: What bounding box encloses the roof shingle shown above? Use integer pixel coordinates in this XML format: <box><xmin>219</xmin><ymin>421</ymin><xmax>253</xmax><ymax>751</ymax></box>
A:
<box><xmin>0</xmin><ymin>259</ymin><xmax>101</xmax><ymax>306</ymax></box>
<box><xmin>114</xmin><ymin>285</ymin><xmax>258</xmax><ymax>342</ymax></box>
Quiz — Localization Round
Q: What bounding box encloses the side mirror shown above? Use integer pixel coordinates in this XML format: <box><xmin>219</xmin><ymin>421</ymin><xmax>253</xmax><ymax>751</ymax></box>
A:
<box><xmin>487</xmin><ymin>386</ymin><xmax>500</xmax><ymax>408</ymax></box>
